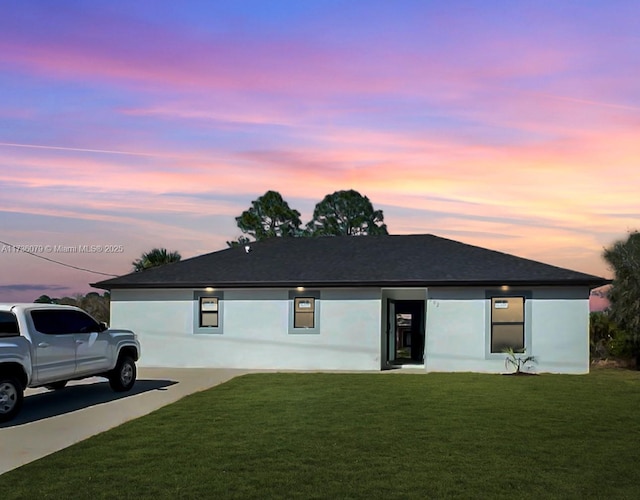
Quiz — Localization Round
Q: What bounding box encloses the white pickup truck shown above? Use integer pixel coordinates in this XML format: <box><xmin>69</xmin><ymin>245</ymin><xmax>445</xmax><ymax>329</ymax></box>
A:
<box><xmin>0</xmin><ymin>303</ymin><xmax>140</xmax><ymax>422</ymax></box>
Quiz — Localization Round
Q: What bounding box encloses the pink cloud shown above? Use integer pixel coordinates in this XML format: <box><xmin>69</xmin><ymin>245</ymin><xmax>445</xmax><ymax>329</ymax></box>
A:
<box><xmin>3</xmin><ymin>107</ymin><xmax>636</xmax><ymax>252</ymax></box>
<box><xmin>0</xmin><ymin>3</ymin><xmax>604</xmax><ymax>107</ymax></box>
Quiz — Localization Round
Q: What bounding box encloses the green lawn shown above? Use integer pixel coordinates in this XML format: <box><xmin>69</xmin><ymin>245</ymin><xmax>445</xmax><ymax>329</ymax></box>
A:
<box><xmin>3</xmin><ymin>369</ymin><xmax>640</xmax><ymax>499</ymax></box>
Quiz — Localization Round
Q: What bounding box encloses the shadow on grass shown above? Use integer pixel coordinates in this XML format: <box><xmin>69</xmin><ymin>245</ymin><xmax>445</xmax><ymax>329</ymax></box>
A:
<box><xmin>0</xmin><ymin>378</ymin><xmax>177</xmax><ymax>428</ymax></box>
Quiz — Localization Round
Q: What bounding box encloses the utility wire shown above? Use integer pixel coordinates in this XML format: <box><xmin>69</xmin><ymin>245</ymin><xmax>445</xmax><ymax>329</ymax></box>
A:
<box><xmin>0</xmin><ymin>239</ymin><xmax>119</xmax><ymax>277</ymax></box>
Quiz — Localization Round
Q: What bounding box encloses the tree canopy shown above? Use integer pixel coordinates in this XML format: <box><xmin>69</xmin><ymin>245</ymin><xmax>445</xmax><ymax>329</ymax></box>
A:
<box><xmin>33</xmin><ymin>292</ymin><xmax>111</xmax><ymax>323</ymax></box>
<box><xmin>226</xmin><ymin>235</ymin><xmax>252</xmax><ymax>248</ymax></box>
<box><xmin>230</xmin><ymin>189</ymin><xmax>389</xmax><ymax>244</ymax></box>
<box><xmin>132</xmin><ymin>248</ymin><xmax>182</xmax><ymax>272</ymax></box>
<box><xmin>603</xmin><ymin>231</ymin><xmax>640</xmax><ymax>368</ymax></box>
<box><xmin>306</xmin><ymin>189</ymin><xmax>388</xmax><ymax>236</ymax></box>
<box><xmin>234</xmin><ymin>190</ymin><xmax>303</xmax><ymax>242</ymax></box>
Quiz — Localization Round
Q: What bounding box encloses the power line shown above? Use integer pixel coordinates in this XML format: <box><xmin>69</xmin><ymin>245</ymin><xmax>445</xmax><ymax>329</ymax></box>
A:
<box><xmin>0</xmin><ymin>240</ymin><xmax>119</xmax><ymax>277</ymax></box>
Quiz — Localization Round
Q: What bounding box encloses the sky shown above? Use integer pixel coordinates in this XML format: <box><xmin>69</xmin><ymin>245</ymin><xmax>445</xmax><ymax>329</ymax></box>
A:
<box><xmin>1</xmin><ymin>0</ymin><xmax>638</xmax><ymax>303</ymax></box>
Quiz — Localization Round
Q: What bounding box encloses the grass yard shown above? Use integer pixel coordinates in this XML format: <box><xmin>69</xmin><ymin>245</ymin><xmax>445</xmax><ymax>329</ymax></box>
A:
<box><xmin>3</xmin><ymin>369</ymin><xmax>640</xmax><ymax>499</ymax></box>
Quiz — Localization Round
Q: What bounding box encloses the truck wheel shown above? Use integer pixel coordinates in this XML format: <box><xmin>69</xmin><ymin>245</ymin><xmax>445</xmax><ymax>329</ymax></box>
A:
<box><xmin>45</xmin><ymin>381</ymin><xmax>67</xmax><ymax>391</ymax></box>
<box><xmin>0</xmin><ymin>377</ymin><xmax>23</xmax><ymax>423</ymax></box>
<box><xmin>108</xmin><ymin>356</ymin><xmax>136</xmax><ymax>392</ymax></box>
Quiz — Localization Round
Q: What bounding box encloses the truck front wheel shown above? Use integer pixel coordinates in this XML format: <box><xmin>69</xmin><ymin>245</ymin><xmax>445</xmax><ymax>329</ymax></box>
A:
<box><xmin>108</xmin><ymin>356</ymin><xmax>136</xmax><ymax>392</ymax></box>
<box><xmin>0</xmin><ymin>377</ymin><xmax>23</xmax><ymax>423</ymax></box>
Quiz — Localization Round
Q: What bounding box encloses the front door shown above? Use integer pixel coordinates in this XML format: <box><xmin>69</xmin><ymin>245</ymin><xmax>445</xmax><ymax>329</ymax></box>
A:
<box><xmin>70</xmin><ymin>310</ymin><xmax>111</xmax><ymax>376</ymax></box>
<box><xmin>386</xmin><ymin>299</ymin><xmax>396</xmax><ymax>364</ymax></box>
<box><xmin>386</xmin><ymin>299</ymin><xmax>425</xmax><ymax>365</ymax></box>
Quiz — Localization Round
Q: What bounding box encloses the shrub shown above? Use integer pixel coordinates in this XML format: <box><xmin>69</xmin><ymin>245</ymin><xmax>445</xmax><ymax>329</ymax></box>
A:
<box><xmin>590</xmin><ymin>311</ymin><xmax>634</xmax><ymax>361</ymax></box>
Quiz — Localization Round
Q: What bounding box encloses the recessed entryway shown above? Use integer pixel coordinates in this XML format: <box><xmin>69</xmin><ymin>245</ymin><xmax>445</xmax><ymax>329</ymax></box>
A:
<box><xmin>385</xmin><ymin>299</ymin><xmax>425</xmax><ymax>368</ymax></box>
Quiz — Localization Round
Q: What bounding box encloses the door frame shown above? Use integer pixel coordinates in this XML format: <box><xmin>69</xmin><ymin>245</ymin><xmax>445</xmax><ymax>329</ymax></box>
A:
<box><xmin>386</xmin><ymin>299</ymin><xmax>396</xmax><ymax>364</ymax></box>
<box><xmin>394</xmin><ymin>300</ymin><xmax>425</xmax><ymax>363</ymax></box>
<box><xmin>382</xmin><ymin>291</ymin><xmax>427</xmax><ymax>368</ymax></box>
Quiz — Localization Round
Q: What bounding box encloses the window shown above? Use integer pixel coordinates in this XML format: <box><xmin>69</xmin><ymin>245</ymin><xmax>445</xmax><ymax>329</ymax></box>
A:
<box><xmin>193</xmin><ymin>291</ymin><xmax>223</xmax><ymax>334</ymax></box>
<box><xmin>199</xmin><ymin>297</ymin><xmax>219</xmax><ymax>327</ymax></box>
<box><xmin>289</xmin><ymin>290</ymin><xmax>320</xmax><ymax>334</ymax></box>
<box><xmin>0</xmin><ymin>311</ymin><xmax>19</xmax><ymax>337</ymax></box>
<box><xmin>30</xmin><ymin>309</ymin><xmax>101</xmax><ymax>335</ymax></box>
<box><xmin>491</xmin><ymin>297</ymin><xmax>525</xmax><ymax>353</ymax></box>
<box><xmin>294</xmin><ymin>297</ymin><xmax>315</xmax><ymax>328</ymax></box>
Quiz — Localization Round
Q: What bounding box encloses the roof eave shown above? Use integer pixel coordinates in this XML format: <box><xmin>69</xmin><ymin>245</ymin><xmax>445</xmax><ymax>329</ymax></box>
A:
<box><xmin>93</xmin><ymin>277</ymin><xmax>611</xmax><ymax>291</ymax></box>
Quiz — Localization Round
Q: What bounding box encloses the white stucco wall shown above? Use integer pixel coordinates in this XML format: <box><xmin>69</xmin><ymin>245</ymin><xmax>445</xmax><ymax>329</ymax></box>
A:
<box><xmin>529</xmin><ymin>288</ymin><xmax>590</xmax><ymax>374</ymax></box>
<box><xmin>110</xmin><ymin>288</ymin><xmax>382</xmax><ymax>370</ymax></box>
<box><xmin>110</xmin><ymin>285</ymin><xmax>591</xmax><ymax>373</ymax></box>
<box><xmin>424</xmin><ymin>288</ymin><xmax>497</xmax><ymax>372</ymax></box>
<box><xmin>424</xmin><ymin>287</ymin><xmax>591</xmax><ymax>374</ymax></box>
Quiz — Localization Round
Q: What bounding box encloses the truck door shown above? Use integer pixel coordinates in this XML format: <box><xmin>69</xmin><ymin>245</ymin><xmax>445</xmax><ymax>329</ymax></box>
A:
<box><xmin>68</xmin><ymin>310</ymin><xmax>111</xmax><ymax>375</ymax></box>
<box><xmin>29</xmin><ymin>310</ymin><xmax>77</xmax><ymax>384</ymax></box>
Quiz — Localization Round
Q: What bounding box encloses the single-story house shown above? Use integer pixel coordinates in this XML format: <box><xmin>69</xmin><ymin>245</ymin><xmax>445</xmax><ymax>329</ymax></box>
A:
<box><xmin>93</xmin><ymin>234</ymin><xmax>609</xmax><ymax>374</ymax></box>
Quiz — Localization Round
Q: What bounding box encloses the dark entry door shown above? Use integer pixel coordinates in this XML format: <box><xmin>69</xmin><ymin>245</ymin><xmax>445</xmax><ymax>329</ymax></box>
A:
<box><xmin>394</xmin><ymin>300</ymin><xmax>425</xmax><ymax>363</ymax></box>
<box><xmin>386</xmin><ymin>299</ymin><xmax>396</xmax><ymax>363</ymax></box>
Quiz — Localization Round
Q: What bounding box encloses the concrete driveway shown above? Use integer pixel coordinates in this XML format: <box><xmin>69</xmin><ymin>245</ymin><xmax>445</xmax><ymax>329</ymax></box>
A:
<box><xmin>0</xmin><ymin>367</ymin><xmax>250</xmax><ymax>475</ymax></box>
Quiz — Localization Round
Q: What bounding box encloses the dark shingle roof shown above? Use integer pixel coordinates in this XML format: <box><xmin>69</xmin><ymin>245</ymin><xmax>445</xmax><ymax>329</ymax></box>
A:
<box><xmin>93</xmin><ymin>234</ymin><xmax>610</xmax><ymax>290</ymax></box>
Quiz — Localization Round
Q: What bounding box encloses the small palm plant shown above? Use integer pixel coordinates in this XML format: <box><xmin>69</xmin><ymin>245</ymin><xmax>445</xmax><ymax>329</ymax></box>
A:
<box><xmin>503</xmin><ymin>347</ymin><xmax>537</xmax><ymax>374</ymax></box>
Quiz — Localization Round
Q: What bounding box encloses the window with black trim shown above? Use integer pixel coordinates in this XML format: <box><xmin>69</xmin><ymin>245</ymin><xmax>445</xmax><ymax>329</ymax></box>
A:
<box><xmin>30</xmin><ymin>309</ymin><xmax>101</xmax><ymax>335</ymax></box>
<box><xmin>199</xmin><ymin>297</ymin><xmax>219</xmax><ymax>328</ymax></box>
<box><xmin>193</xmin><ymin>291</ymin><xmax>223</xmax><ymax>334</ymax></box>
<box><xmin>289</xmin><ymin>290</ymin><xmax>320</xmax><ymax>334</ymax></box>
<box><xmin>491</xmin><ymin>297</ymin><xmax>525</xmax><ymax>353</ymax></box>
<box><xmin>294</xmin><ymin>297</ymin><xmax>315</xmax><ymax>328</ymax></box>
<box><xmin>0</xmin><ymin>311</ymin><xmax>19</xmax><ymax>337</ymax></box>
